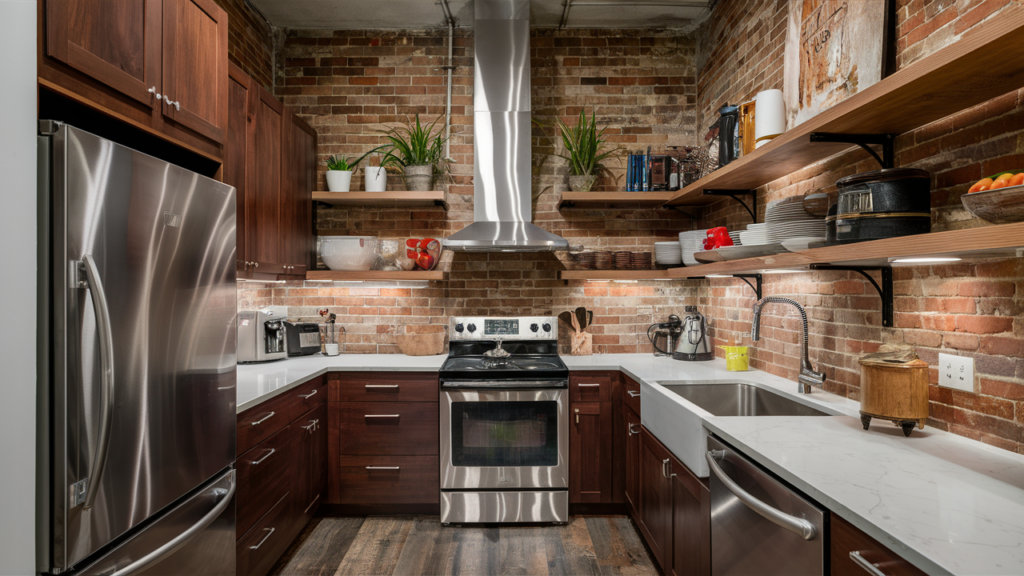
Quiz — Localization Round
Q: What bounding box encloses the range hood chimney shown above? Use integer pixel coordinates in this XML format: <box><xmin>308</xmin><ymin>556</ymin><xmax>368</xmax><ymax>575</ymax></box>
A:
<box><xmin>443</xmin><ymin>0</ymin><xmax>570</xmax><ymax>252</ymax></box>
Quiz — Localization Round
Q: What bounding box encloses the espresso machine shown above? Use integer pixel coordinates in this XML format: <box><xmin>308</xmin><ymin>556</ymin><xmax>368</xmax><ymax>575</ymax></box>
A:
<box><xmin>673</xmin><ymin>306</ymin><xmax>714</xmax><ymax>361</ymax></box>
<box><xmin>648</xmin><ymin>315</ymin><xmax>683</xmax><ymax>356</ymax></box>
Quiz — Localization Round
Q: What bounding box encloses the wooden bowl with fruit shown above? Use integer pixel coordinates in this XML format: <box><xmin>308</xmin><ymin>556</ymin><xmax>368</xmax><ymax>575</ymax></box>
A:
<box><xmin>962</xmin><ymin>171</ymin><xmax>1024</xmax><ymax>224</ymax></box>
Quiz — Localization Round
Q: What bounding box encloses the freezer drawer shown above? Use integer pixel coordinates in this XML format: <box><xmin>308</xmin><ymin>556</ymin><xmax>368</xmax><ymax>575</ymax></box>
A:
<box><xmin>76</xmin><ymin>469</ymin><xmax>236</xmax><ymax>576</ymax></box>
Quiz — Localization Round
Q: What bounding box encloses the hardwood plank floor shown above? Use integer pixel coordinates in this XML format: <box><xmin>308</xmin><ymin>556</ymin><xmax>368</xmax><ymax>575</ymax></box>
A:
<box><xmin>271</xmin><ymin>516</ymin><xmax>658</xmax><ymax>576</ymax></box>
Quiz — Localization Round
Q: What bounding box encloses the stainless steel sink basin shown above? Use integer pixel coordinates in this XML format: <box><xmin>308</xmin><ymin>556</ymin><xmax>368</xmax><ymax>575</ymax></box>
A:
<box><xmin>663</xmin><ymin>383</ymin><xmax>829</xmax><ymax>417</ymax></box>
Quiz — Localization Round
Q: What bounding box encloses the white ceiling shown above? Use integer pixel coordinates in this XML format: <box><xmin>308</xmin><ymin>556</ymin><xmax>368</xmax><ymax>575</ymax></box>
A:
<box><xmin>247</xmin><ymin>0</ymin><xmax>710</xmax><ymax>30</ymax></box>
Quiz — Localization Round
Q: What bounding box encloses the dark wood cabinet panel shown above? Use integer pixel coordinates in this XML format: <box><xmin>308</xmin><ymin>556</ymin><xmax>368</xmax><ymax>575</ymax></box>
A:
<box><xmin>336</xmin><ymin>401</ymin><xmax>439</xmax><ymax>455</ymax></box>
<box><xmin>161</xmin><ymin>0</ymin><xmax>228</xmax><ymax>142</ymax></box>
<box><xmin>236</xmin><ymin>377</ymin><xmax>324</xmax><ymax>455</ymax></box>
<box><xmin>638</xmin><ymin>427</ymin><xmax>673</xmax><ymax>572</ymax></box>
<box><xmin>282</xmin><ymin>111</ymin><xmax>316</xmax><ymax>274</ymax></box>
<box><xmin>236</xmin><ymin>492</ymin><xmax>291</xmax><ymax>576</ymax></box>
<box><xmin>226</xmin><ymin>63</ymin><xmax>253</xmax><ymax>273</ymax></box>
<box><xmin>570</xmin><ymin>401</ymin><xmax>613</xmax><ymax>504</ymax></box>
<box><xmin>236</xmin><ymin>422</ymin><xmax>300</xmax><ymax>538</ymax></box>
<box><xmin>623</xmin><ymin>405</ymin><xmax>641</xmax><ymax>518</ymax></box>
<box><xmin>249</xmin><ymin>83</ymin><xmax>285</xmax><ymax>272</ymax></box>
<box><xmin>832</xmin><ymin>513</ymin><xmax>927</xmax><ymax>576</ymax></box>
<box><xmin>46</xmin><ymin>0</ymin><xmax>162</xmax><ymax>107</ymax></box>
<box><xmin>670</xmin><ymin>454</ymin><xmax>711</xmax><ymax>576</ymax></box>
<box><xmin>329</xmin><ymin>373</ymin><xmax>439</xmax><ymax>403</ymax></box>
<box><xmin>295</xmin><ymin>403</ymin><xmax>327</xmax><ymax>522</ymax></box>
<box><xmin>336</xmin><ymin>455</ymin><xmax>440</xmax><ymax>505</ymax></box>
<box><xmin>570</xmin><ymin>371</ymin><xmax>614</xmax><ymax>403</ymax></box>
<box><xmin>622</xmin><ymin>374</ymin><xmax>641</xmax><ymax>415</ymax></box>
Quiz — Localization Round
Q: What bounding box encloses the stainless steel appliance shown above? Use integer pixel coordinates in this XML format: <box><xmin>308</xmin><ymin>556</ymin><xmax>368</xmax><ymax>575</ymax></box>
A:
<box><xmin>674</xmin><ymin>305</ymin><xmax>714</xmax><ymax>361</ymax></box>
<box><xmin>830</xmin><ymin>168</ymin><xmax>931</xmax><ymax>244</ymax></box>
<box><xmin>443</xmin><ymin>0</ymin><xmax>570</xmax><ymax>252</ymax></box>
<box><xmin>647</xmin><ymin>314</ymin><xmax>682</xmax><ymax>356</ymax></box>
<box><xmin>38</xmin><ymin>121</ymin><xmax>237</xmax><ymax>575</ymax></box>
<box><xmin>237</xmin><ymin>306</ymin><xmax>288</xmax><ymax>363</ymax></box>
<box><xmin>285</xmin><ymin>321</ymin><xmax>322</xmax><ymax>356</ymax></box>
<box><xmin>707</xmin><ymin>436</ymin><xmax>826</xmax><ymax>576</ymax></box>
<box><xmin>439</xmin><ymin>316</ymin><xmax>569</xmax><ymax>524</ymax></box>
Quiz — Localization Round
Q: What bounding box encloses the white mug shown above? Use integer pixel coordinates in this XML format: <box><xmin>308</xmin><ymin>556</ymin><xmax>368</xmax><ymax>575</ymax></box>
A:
<box><xmin>324</xmin><ymin>343</ymin><xmax>340</xmax><ymax>356</ymax></box>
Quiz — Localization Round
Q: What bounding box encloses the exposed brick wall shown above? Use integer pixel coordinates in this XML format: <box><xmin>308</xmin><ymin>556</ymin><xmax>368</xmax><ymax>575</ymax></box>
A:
<box><xmin>215</xmin><ymin>0</ymin><xmax>275</xmax><ymax>91</ymax></box>
<box><xmin>697</xmin><ymin>0</ymin><xmax>1024</xmax><ymax>453</ymax></box>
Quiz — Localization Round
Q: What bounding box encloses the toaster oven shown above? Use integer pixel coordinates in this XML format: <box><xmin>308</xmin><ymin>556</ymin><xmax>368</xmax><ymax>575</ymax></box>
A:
<box><xmin>285</xmin><ymin>322</ymin><xmax>322</xmax><ymax>356</ymax></box>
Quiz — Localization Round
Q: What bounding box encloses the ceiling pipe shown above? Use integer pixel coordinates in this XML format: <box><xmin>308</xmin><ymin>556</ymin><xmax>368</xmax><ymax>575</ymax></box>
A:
<box><xmin>439</xmin><ymin>0</ymin><xmax>456</xmax><ymax>161</ymax></box>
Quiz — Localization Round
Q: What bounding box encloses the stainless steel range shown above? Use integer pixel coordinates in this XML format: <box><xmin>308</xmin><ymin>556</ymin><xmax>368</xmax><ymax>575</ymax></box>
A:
<box><xmin>439</xmin><ymin>316</ymin><xmax>569</xmax><ymax>524</ymax></box>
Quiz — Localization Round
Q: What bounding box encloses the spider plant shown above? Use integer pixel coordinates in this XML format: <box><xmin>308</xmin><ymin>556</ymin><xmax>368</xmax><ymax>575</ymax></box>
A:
<box><xmin>377</xmin><ymin>114</ymin><xmax>451</xmax><ymax>170</ymax></box>
<box><xmin>326</xmin><ymin>146</ymin><xmax>385</xmax><ymax>172</ymax></box>
<box><xmin>554</xmin><ymin>109</ymin><xmax>617</xmax><ymax>177</ymax></box>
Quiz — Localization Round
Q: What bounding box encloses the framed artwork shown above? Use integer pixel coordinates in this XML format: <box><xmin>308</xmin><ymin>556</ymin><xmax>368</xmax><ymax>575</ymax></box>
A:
<box><xmin>783</xmin><ymin>0</ymin><xmax>891</xmax><ymax>127</ymax></box>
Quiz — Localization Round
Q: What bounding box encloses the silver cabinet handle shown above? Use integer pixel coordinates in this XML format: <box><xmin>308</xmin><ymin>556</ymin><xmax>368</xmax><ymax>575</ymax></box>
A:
<box><xmin>577</xmin><ymin>383</ymin><xmax>601</xmax><ymax>387</ymax></box>
<box><xmin>849</xmin><ymin>552</ymin><xmax>888</xmax><ymax>576</ymax></box>
<box><xmin>148</xmin><ymin>86</ymin><xmax>162</xmax><ymax>100</ymax></box>
<box><xmin>627</xmin><ymin>390</ymin><xmax>640</xmax><ymax>397</ymax></box>
<box><xmin>365</xmin><ymin>414</ymin><xmax>400</xmax><ymax>418</ymax></box>
<box><xmin>251</xmin><ymin>448</ymin><xmax>275</xmax><ymax>465</ymax></box>
<box><xmin>365</xmin><ymin>384</ymin><xmax>399</xmax><ymax>389</ymax></box>
<box><xmin>662</xmin><ymin>458</ymin><xmax>671</xmax><ymax>479</ymax></box>
<box><xmin>250</xmin><ymin>412</ymin><xmax>275</xmax><ymax>426</ymax></box>
<box><xmin>112</xmin><ymin>471</ymin><xmax>236</xmax><ymax>575</ymax></box>
<box><xmin>249</xmin><ymin>527</ymin><xmax>275</xmax><ymax>551</ymax></box>
<box><xmin>80</xmin><ymin>255</ymin><xmax>115</xmax><ymax>511</ymax></box>
<box><xmin>299</xmin><ymin>388</ymin><xmax>318</xmax><ymax>399</ymax></box>
<box><xmin>165</xmin><ymin>98</ymin><xmax>181</xmax><ymax>111</ymax></box>
<box><xmin>706</xmin><ymin>450</ymin><xmax>817</xmax><ymax>540</ymax></box>
<box><xmin>253</xmin><ymin>262</ymin><xmax>259</xmax><ymax>268</ymax></box>
<box><xmin>301</xmin><ymin>419</ymin><xmax>319</xmax><ymax>432</ymax></box>
<box><xmin>365</xmin><ymin>466</ymin><xmax>400</xmax><ymax>470</ymax></box>
<box><xmin>628</xmin><ymin>423</ymin><xmax>639</xmax><ymax>436</ymax></box>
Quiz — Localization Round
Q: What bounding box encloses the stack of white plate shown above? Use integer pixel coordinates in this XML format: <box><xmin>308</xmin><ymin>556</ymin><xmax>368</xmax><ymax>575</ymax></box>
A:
<box><xmin>679</xmin><ymin>230</ymin><xmax>709</xmax><ymax>266</ymax></box>
<box><xmin>738</xmin><ymin>223</ymin><xmax>768</xmax><ymax>246</ymax></box>
<box><xmin>763</xmin><ymin>198</ymin><xmax>826</xmax><ymax>244</ymax></box>
<box><xmin>655</xmin><ymin>241</ymin><xmax>682</xmax><ymax>265</ymax></box>
<box><xmin>728</xmin><ymin>230</ymin><xmax>742</xmax><ymax>245</ymax></box>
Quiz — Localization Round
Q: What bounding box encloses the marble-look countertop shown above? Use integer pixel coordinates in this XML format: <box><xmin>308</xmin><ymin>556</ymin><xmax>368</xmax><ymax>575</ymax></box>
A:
<box><xmin>237</xmin><ymin>352</ymin><xmax>1024</xmax><ymax>575</ymax></box>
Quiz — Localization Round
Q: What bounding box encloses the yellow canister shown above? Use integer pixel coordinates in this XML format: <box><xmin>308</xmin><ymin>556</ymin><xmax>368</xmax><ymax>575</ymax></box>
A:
<box><xmin>719</xmin><ymin>346</ymin><xmax>749</xmax><ymax>371</ymax></box>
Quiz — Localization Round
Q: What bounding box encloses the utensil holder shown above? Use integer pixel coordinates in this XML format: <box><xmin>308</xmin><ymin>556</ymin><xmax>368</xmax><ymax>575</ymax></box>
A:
<box><xmin>571</xmin><ymin>331</ymin><xmax>592</xmax><ymax>356</ymax></box>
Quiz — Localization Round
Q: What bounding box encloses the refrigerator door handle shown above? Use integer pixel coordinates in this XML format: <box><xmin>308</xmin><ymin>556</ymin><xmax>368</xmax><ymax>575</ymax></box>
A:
<box><xmin>80</xmin><ymin>254</ymin><xmax>115</xmax><ymax>511</ymax></box>
<box><xmin>110</xmin><ymin>472</ymin><xmax>236</xmax><ymax>576</ymax></box>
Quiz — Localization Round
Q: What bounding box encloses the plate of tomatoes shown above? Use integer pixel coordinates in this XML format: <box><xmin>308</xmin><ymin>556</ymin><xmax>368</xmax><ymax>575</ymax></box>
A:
<box><xmin>962</xmin><ymin>170</ymin><xmax>1024</xmax><ymax>223</ymax></box>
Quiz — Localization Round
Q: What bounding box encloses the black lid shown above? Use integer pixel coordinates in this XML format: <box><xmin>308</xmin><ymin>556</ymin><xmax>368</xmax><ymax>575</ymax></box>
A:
<box><xmin>836</xmin><ymin>168</ymin><xmax>930</xmax><ymax>188</ymax></box>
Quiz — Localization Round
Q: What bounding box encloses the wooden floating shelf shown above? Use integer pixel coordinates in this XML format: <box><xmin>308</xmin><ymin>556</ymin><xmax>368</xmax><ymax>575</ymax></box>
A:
<box><xmin>558</xmin><ymin>191</ymin><xmax>675</xmax><ymax>209</ymax></box>
<box><xmin>306</xmin><ymin>270</ymin><xmax>446</xmax><ymax>281</ymax></box>
<box><xmin>666</xmin><ymin>7</ymin><xmax>1024</xmax><ymax>207</ymax></box>
<box><xmin>559</xmin><ymin>269</ymin><xmax>678</xmax><ymax>281</ymax></box>
<box><xmin>313</xmin><ymin>191</ymin><xmax>448</xmax><ymax>210</ymax></box>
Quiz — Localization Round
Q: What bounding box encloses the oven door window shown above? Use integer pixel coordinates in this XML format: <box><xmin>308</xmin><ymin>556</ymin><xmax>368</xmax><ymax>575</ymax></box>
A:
<box><xmin>450</xmin><ymin>401</ymin><xmax>559</xmax><ymax>467</ymax></box>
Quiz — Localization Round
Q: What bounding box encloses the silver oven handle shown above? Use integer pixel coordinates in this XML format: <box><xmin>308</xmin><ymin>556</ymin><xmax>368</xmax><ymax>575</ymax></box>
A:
<box><xmin>849</xmin><ymin>552</ymin><xmax>888</xmax><ymax>576</ymax></box>
<box><xmin>80</xmin><ymin>254</ymin><xmax>115</xmax><ymax>511</ymax></box>
<box><xmin>112</xmin><ymin>472</ymin><xmax>236</xmax><ymax>575</ymax></box>
<box><xmin>442</xmin><ymin>379</ymin><xmax>568</xmax><ymax>388</ymax></box>
<box><xmin>706</xmin><ymin>450</ymin><xmax>817</xmax><ymax>541</ymax></box>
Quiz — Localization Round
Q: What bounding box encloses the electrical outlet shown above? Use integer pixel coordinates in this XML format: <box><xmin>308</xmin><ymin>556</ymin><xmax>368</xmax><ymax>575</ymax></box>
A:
<box><xmin>939</xmin><ymin>353</ymin><xmax>974</xmax><ymax>392</ymax></box>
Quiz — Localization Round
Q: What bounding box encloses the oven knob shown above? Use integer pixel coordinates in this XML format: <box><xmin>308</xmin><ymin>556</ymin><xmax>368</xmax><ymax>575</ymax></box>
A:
<box><xmin>467</xmin><ymin>323</ymin><xmax>477</xmax><ymax>333</ymax></box>
<box><xmin>542</xmin><ymin>323</ymin><xmax>551</xmax><ymax>332</ymax></box>
<box><xmin>455</xmin><ymin>323</ymin><xmax>464</xmax><ymax>333</ymax></box>
<box><xmin>530</xmin><ymin>323</ymin><xmax>539</xmax><ymax>333</ymax></box>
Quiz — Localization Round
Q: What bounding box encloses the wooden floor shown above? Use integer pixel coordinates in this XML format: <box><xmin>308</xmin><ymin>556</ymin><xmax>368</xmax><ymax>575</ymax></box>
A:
<box><xmin>270</xmin><ymin>515</ymin><xmax>659</xmax><ymax>576</ymax></box>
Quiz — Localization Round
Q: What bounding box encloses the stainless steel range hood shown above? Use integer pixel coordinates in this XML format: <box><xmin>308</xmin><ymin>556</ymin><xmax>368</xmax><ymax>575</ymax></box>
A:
<box><xmin>444</xmin><ymin>0</ymin><xmax>570</xmax><ymax>252</ymax></box>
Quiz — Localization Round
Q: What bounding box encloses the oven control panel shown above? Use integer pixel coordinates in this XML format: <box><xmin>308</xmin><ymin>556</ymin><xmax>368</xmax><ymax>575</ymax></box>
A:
<box><xmin>450</xmin><ymin>316</ymin><xmax>558</xmax><ymax>341</ymax></box>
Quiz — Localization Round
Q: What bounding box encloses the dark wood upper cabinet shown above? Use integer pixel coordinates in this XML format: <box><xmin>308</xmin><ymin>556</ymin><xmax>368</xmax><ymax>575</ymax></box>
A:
<box><xmin>282</xmin><ymin>111</ymin><xmax>317</xmax><ymax>274</ymax></box>
<box><xmin>160</xmin><ymin>0</ymin><xmax>228</xmax><ymax>142</ymax></box>
<box><xmin>225</xmin><ymin>63</ymin><xmax>253</xmax><ymax>273</ymax></box>
<box><xmin>250</xmin><ymin>83</ymin><xmax>285</xmax><ymax>272</ymax></box>
<box><xmin>569</xmin><ymin>400</ymin><xmax>613</xmax><ymax>504</ymax></box>
<box><xmin>46</xmin><ymin>0</ymin><xmax>162</xmax><ymax>107</ymax></box>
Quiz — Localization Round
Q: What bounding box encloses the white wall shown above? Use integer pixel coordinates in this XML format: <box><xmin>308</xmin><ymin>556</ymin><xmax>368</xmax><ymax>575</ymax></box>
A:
<box><xmin>0</xmin><ymin>1</ymin><xmax>37</xmax><ymax>575</ymax></box>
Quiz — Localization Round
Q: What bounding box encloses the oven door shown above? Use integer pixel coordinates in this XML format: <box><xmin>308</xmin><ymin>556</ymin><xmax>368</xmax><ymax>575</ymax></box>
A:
<box><xmin>441</xmin><ymin>388</ymin><xmax>568</xmax><ymax>490</ymax></box>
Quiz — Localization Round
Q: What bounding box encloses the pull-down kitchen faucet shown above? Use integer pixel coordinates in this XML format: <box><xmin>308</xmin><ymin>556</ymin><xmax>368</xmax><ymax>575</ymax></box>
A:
<box><xmin>751</xmin><ymin>297</ymin><xmax>826</xmax><ymax>394</ymax></box>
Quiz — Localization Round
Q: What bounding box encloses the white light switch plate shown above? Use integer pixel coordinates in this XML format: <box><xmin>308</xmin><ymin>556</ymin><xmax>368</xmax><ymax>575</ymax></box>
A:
<box><xmin>939</xmin><ymin>353</ymin><xmax>974</xmax><ymax>392</ymax></box>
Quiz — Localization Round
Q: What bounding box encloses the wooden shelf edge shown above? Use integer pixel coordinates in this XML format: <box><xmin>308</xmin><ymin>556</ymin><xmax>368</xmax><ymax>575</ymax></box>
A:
<box><xmin>313</xmin><ymin>191</ymin><xmax>449</xmax><ymax>210</ymax></box>
<box><xmin>558</xmin><ymin>191</ymin><xmax>674</xmax><ymax>209</ymax></box>
<box><xmin>306</xmin><ymin>270</ymin><xmax>446</xmax><ymax>281</ymax></box>
<box><xmin>559</xmin><ymin>270</ymin><xmax>683</xmax><ymax>281</ymax></box>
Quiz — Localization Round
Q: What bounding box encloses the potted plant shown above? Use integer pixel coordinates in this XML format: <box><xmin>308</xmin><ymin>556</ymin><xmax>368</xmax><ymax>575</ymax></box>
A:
<box><xmin>325</xmin><ymin>148</ymin><xmax>384</xmax><ymax>192</ymax></box>
<box><xmin>555</xmin><ymin>109</ymin><xmax>618</xmax><ymax>192</ymax></box>
<box><xmin>364</xmin><ymin>154</ymin><xmax>389</xmax><ymax>192</ymax></box>
<box><xmin>377</xmin><ymin>114</ymin><xmax>452</xmax><ymax>191</ymax></box>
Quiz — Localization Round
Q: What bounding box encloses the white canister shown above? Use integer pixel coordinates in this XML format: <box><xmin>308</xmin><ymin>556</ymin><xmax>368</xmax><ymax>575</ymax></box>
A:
<box><xmin>365</xmin><ymin>166</ymin><xmax>388</xmax><ymax>192</ymax></box>
<box><xmin>324</xmin><ymin>343</ymin><xmax>340</xmax><ymax>356</ymax></box>
<box><xmin>754</xmin><ymin>89</ymin><xmax>786</xmax><ymax>143</ymax></box>
<box><xmin>326</xmin><ymin>170</ymin><xmax>353</xmax><ymax>192</ymax></box>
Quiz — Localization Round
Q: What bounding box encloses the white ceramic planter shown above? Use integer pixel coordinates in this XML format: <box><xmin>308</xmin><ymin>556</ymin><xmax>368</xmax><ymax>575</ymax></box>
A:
<box><xmin>365</xmin><ymin>167</ymin><xmax>388</xmax><ymax>192</ymax></box>
<box><xmin>326</xmin><ymin>170</ymin><xmax>353</xmax><ymax>192</ymax></box>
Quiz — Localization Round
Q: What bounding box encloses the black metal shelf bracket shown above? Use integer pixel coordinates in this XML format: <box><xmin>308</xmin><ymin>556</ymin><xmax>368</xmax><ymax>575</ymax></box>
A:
<box><xmin>688</xmin><ymin>273</ymin><xmax>762</xmax><ymax>300</ymax></box>
<box><xmin>669</xmin><ymin>205</ymin><xmax>700</xmax><ymax>219</ymax></box>
<box><xmin>703</xmin><ymin>189</ymin><xmax>757</xmax><ymax>223</ymax></box>
<box><xmin>809</xmin><ymin>132</ymin><xmax>897</xmax><ymax>169</ymax></box>
<box><xmin>810</xmin><ymin>265</ymin><xmax>894</xmax><ymax>327</ymax></box>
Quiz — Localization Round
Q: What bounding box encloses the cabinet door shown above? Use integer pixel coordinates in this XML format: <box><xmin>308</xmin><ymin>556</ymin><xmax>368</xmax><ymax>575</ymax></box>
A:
<box><xmin>638</xmin><ymin>428</ymin><xmax>673</xmax><ymax>571</ymax></box>
<box><xmin>161</xmin><ymin>0</ymin><xmax>228</xmax><ymax>142</ymax></box>
<box><xmin>832</xmin><ymin>513</ymin><xmax>927</xmax><ymax>576</ymax></box>
<box><xmin>248</xmin><ymin>84</ymin><xmax>286</xmax><ymax>273</ymax></box>
<box><xmin>624</xmin><ymin>406</ymin><xmax>641</xmax><ymax>518</ymax></box>
<box><xmin>281</xmin><ymin>111</ymin><xmax>316</xmax><ymax>275</ymax></box>
<box><xmin>570</xmin><ymin>401</ymin><xmax>613</xmax><ymax>503</ymax></box>
<box><xmin>225</xmin><ymin>63</ymin><xmax>253</xmax><ymax>274</ymax></box>
<box><xmin>46</xmin><ymin>0</ymin><xmax>162</xmax><ymax>107</ymax></box>
<box><xmin>670</xmin><ymin>455</ymin><xmax>711</xmax><ymax>576</ymax></box>
<box><xmin>296</xmin><ymin>403</ymin><xmax>327</xmax><ymax>519</ymax></box>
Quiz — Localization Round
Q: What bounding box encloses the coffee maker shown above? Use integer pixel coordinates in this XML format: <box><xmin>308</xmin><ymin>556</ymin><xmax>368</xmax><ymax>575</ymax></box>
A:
<box><xmin>673</xmin><ymin>306</ymin><xmax>714</xmax><ymax>361</ymax></box>
<box><xmin>648</xmin><ymin>315</ymin><xmax>683</xmax><ymax>356</ymax></box>
<box><xmin>237</xmin><ymin>306</ymin><xmax>288</xmax><ymax>363</ymax></box>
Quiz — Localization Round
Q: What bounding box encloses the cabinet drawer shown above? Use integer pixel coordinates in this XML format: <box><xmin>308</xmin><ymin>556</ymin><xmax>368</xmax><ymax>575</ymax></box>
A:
<box><xmin>832</xmin><ymin>513</ymin><xmax>926</xmax><ymax>576</ymax></box>
<box><xmin>337</xmin><ymin>402</ymin><xmax>439</xmax><ymax>455</ymax></box>
<box><xmin>236</xmin><ymin>492</ymin><xmax>291</xmax><ymax>576</ymax></box>
<box><xmin>236</xmin><ymin>423</ymin><xmax>299</xmax><ymax>537</ymax></box>
<box><xmin>570</xmin><ymin>372</ymin><xmax>613</xmax><ymax>402</ymax></box>
<box><xmin>330</xmin><ymin>373</ymin><xmax>438</xmax><ymax>403</ymax></box>
<box><xmin>336</xmin><ymin>455</ymin><xmax>439</xmax><ymax>505</ymax></box>
<box><xmin>622</xmin><ymin>375</ymin><xmax>641</xmax><ymax>414</ymax></box>
<box><xmin>237</xmin><ymin>377</ymin><xmax>324</xmax><ymax>455</ymax></box>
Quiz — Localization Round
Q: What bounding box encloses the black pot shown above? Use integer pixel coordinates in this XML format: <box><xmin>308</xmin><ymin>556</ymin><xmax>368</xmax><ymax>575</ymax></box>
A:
<box><xmin>832</xmin><ymin>168</ymin><xmax>932</xmax><ymax>243</ymax></box>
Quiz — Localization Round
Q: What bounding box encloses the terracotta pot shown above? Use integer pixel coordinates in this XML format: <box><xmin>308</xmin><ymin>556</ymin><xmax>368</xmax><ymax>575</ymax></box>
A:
<box><xmin>404</xmin><ymin>164</ymin><xmax>434</xmax><ymax>191</ymax></box>
<box><xmin>568</xmin><ymin>174</ymin><xmax>597</xmax><ymax>192</ymax></box>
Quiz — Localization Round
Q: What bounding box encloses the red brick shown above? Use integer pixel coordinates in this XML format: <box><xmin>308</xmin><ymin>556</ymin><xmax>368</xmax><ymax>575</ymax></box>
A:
<box><xmin>956</xmin><ymin>315</ymin><xmax>1015</xmax><ymax>334</ymax></box>
<box><xmin>979</xmin><ymin>336</ymin><xmax>1024</xmax><ymax>357</ymax></box>
<box><xmin>980</xmin><ymin>379</ymin><xmax>1024</xmax><ymax>401</ymax></box>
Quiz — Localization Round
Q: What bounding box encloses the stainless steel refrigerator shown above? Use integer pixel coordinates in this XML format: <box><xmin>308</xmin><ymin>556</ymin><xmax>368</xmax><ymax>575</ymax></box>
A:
<box><xmin>37</xmin><ymin>121</ymin><xmax>237</xmax><ymax>575</ymax></box>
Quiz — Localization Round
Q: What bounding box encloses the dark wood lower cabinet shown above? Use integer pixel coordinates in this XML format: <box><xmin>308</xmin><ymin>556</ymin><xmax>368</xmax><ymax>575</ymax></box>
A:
<box><xmin>832</xmin><ymin>513</ymin><xmax>927</xmax><ymax>576</ymax></box>
<box><xmin>623</xmin><ymin>405</ymin><xmax>641</xmax><ymax>518</ymax></box>
<box><xmin>570</xmin><ymin>400</ymin><xmax>613</xmax><ymax>503</ymax></box>
<box><xmin>670</xmin><ymin>453</ymin><xmax>711</xmax><ymax>576</ymax></box>
<box><xmin>638</xmin><ymin>428</ymin><xmax>674</xmax><ymax>571</ymax></box>
<box><xmin>236</xmin><ymin>492</ymin><xmax>292</xmax><ymax>576</ymax></box>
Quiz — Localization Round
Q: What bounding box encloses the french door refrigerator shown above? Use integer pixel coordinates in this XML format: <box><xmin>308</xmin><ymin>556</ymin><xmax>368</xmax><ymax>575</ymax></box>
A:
<box><xmin>38</xmin><ymin>121</ymin><xmax>237</xmax><ymax>575</ymax></box>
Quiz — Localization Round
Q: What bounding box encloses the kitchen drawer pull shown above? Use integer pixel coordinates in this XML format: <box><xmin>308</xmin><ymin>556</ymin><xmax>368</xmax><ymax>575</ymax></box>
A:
<box><xmin>662</xmin><ymin>458</ymin><xmax>671</xmax><ymax>479</ymax></box>
<box><xmin>577</xmin><ymin>383</ymin><xmax>601</xmax><ymax>387</ymax></box>
<box><xmin>301</xmin><ymin>420</ymin><xmax>317</xmax><ymax>432</ymax></box>
<box><xmin>365</xmin><ymin>466</ymin><xmax>401</xmax><ymax>470</ymax></box>
<box><xmin>706</xmin><ymin>450</ymin><xmax>817</xmax><ymax>540</ymax></box>
<box><xmin>299</xmin><ymin>389</ymin><xmax>318</xmax><ymax>399</ymax></box>
<box><xmin>365</xmin><ymin>384</ymin><xmax>400</xmax><ymax>389</ymax></box>
<box><xmin>251</xmin><ymin>448</ymin><xmax>275</xmax><ymax>465</ymax></box>
<box><xmin>249</xmin><ymin>527</ymin><xmax>275</xmax><ymax>550</ymax></box>
<box><xmin>628</xmin><ymin>423</ymin><xmax>640</xmax><ymax>436</ymax></box>
<box><xmin>849</xmin><ymin>552</ymin><xmax>888</xmax><ymax>576</ymax></box>
<box><xmin>250</xmin><ymin>412</ymin><xmax>275</xmax><ymax>426</ymax></box>
<box><xmin>364</xmin><ymin>414</ymin><xmax>400</xmax><ymax>418</ymax></box>
<box><xmin>627</xmin><ymin>390</ymin><xmax>640</xmax><ymax>397</ymax></box>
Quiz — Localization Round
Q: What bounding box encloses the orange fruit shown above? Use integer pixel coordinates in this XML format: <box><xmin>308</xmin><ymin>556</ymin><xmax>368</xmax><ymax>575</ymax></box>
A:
<box><xmin>989</xmin><ymin>179</ymin><xmax>1010</xmax><ymax>190</ymax></box>
<box><xmin>968</xmin><ymin>177</ymin><xmax>993</xmax><ymax>193</ymax></box>
<box><xmin>1010</xmin><ymin>173</ymin><xmax>1024</xmax><ymax>187</ymax></box>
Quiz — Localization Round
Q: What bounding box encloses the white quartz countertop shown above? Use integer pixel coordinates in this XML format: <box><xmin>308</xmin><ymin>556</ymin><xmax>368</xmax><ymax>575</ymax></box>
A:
<box><xmin>236</xmin><ymin>352</ymin><xmax>1024</xmax><ymax>575</ymax></box>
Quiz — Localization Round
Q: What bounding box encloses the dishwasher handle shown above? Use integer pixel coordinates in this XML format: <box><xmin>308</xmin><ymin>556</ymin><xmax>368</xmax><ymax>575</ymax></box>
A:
<box><xmin>706</xmin><ymin>450</ymin><xmax>817</xmax><ymax>541</ymax></box>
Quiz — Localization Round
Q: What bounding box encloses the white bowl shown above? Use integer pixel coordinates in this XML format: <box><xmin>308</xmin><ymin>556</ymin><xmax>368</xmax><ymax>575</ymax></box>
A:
<box><xmin>320</xmin><ymin>236</ymin><xmax>379</xmax><ymax>271</ymax></box>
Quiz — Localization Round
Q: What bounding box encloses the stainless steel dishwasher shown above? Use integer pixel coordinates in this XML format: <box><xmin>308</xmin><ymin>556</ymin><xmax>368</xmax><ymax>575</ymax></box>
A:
<box><xmin>707</xmin><ymin>436</ymin><xmax>827</xmax><ymax>576</ymax></box>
